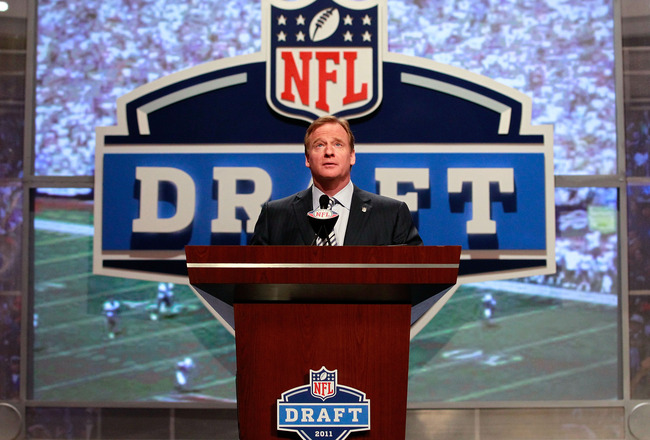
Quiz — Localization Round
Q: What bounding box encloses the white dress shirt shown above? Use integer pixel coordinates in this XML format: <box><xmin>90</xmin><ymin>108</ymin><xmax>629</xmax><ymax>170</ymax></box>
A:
<box><xmin>311</xmin><ymin>181</ymin><xmax>353</xmax><ymax>245</ymax></box>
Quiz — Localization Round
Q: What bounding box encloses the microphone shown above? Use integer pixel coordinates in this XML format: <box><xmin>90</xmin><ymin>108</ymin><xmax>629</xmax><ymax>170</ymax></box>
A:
<box><xmin>308</xmin><ymin>196</ymin><xmax>338</xmax><ymax>245</ymax></box>
<box><xmin>319</xmin><ymin>194</ymin><xmax>330</xmax><ymax>209</ymax></box>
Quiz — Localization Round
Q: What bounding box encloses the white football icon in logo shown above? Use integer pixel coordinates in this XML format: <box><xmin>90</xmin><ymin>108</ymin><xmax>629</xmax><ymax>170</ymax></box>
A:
<box><xmin>309</xmin><ymin>8</ymin><xmax>340</xmax><ymax>42</ymax></box>
<box><xmin>319</xmin><ymin>371</ymin><xmax>328</xmax><ymax>380</ymax></box>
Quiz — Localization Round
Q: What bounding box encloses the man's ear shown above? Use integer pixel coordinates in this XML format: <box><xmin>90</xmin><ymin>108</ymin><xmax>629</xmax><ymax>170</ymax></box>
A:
<box><xmin>350</xmin><ymin>150</ymin><xmax>356</xmax><ymax>166</ymax></box>
<box><xmin>305</xmin><ymin>153</ymin><xmax>311</xmax><ymax>169</ymax></box>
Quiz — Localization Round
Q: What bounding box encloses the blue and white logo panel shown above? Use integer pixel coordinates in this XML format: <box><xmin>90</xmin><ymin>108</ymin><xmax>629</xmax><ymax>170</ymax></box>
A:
<box><xmin>277</xmin><ymin>367</ymin><xmax>370</xmax><ymax>440</ymax></box>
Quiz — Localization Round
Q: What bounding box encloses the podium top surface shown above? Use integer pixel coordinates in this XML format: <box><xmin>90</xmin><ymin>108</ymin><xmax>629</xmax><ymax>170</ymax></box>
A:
<box><xmin>185</xmin><ymin>245</ymin><xmax>460</xmax><ymax>285</ymax></box>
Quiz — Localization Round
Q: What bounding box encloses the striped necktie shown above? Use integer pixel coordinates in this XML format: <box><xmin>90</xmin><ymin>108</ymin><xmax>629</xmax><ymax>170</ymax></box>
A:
<box><xmin>317</xmin><ymin>198</ymin><xmax>337</xmax><ymax>246</ymax></box>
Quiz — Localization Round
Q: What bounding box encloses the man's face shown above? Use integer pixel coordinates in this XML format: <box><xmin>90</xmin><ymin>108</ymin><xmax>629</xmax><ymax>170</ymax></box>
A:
<box><xmin>305</xmin><ymin>122</ymin><xmax>356</xmax><ymax>189</ymax></box>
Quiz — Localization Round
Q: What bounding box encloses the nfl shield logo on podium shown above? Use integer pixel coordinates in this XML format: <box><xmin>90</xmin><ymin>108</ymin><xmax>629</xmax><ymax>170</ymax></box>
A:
<box><xmin>278</xmin><ymin>367</ymin><xmax>371</xmax><ymax>439</ymax></box>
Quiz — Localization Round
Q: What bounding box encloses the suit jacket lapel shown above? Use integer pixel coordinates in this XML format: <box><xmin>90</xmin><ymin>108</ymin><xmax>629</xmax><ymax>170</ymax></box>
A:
<box><xmin>344</xmin><ymin>185</ymin><xmax>372</xmax><ymax>245</ymax></box>
<box><xmin>292</xmin><ymin>187</ymin><xmax>315</xmax><ymax>245</ymax></box>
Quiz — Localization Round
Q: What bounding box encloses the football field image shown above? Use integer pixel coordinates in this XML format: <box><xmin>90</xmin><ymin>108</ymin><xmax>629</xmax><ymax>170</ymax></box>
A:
<box><xmin>408</xmin><ymin>286</ymin><xmax>618</xmax><ymax>402</ymax></box>
<box><xmin>32</xmin><ymin>204</ymin><xmax>619</xmax><ymax>403</ymax></box>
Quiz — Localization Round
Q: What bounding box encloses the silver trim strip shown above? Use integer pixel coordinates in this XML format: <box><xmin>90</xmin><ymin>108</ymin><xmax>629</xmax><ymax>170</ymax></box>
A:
<box><xmin>137</xmin><ymin>72</ymin><xmax>248</xmax><ymax>135</ymax></box>
<box><xmin>187</xmin><ymin>263</ymin><xmax>459</xmax><ymax>269</ymax></box>
<box><xmin>401</xmin><ymin>72</ymin><xmax>512</xmax><ymax>134</ymax></box>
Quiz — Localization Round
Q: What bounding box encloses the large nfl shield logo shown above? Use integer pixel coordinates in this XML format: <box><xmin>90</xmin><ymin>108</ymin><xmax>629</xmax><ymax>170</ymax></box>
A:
<box><xmin>310</xmin><ymin>367</ymin><xmax>338</xmax><ymax>400</ymax></box>
<box><xmin>265</xmin><ymin>0</ymin><xmax>382</xmax><ymax>122</ymax></box>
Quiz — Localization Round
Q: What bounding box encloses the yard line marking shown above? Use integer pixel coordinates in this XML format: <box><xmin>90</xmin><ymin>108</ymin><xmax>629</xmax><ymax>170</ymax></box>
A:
<box><xmin>448</xmin><ymin>358</ymin><xmax>617</xmax><ymax>401</ymax></box>
<box><xmin>36</xmin><ymin>250</ymin><xmax>92</xmax><ymax>265</ymax></box>
<box><xmin>414</xmin><ymin>308</ymin><xmax>548</xmax><ymax>340</ymax></box>
<box><xmin>36</xmin><ymin>347</ymin><xmax>234</xmax><ymax>392</ymax></box>
<box><xmin>34</xmin><ymin>297</ymin><xmax>204</xmax><ymax>331</ymax></box>
<box><xmin>35</xmin><ymin>319</ymin><xmax>227</xmax><ymax>361</ymax></box>
<box><xmin>481</xmin><ymin>280</ymin><xmax>618</xmax><ymax>306</ymax></box>
<box><xmin>34</xmin><ymin>283</ymin><xmax>165</xmax><ymax>308</ymax></box>
<box><xmin>410</xmin><ymin>322</ymin><xmax>616</xmax><ymax>375</ymax></box>
<box><xmin>35</xmin><ymin>272</ymin><xmax>93</xmax><ymax>285</ymax></box>
<box><xmin>35</xmin><ymin>219</ymin><xmax>94</xmax><ymax>236</ymax></box>
<box><xmin>36</xmin><ymin>234</ymin><xmax>90</xmax><ymax>246</ymax></box>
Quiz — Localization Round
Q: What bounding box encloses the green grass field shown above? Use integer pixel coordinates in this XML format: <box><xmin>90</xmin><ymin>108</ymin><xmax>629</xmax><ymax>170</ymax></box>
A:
<box><xmin>32</xmin><ymin>206</ymin><xmax>619</xmax><ymax>403</ymax></box>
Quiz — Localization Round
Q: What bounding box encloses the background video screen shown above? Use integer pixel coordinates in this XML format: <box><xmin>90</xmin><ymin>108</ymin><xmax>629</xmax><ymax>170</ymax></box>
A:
<box><xmin>33</xmin><ymin>0</ymin><xmax>619</xmax><ymax>403</ymax></box>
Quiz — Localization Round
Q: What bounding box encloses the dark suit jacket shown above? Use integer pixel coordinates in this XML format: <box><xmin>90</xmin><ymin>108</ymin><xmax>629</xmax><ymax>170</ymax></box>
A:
<box><xmin>250</xmin><ymin>185</ymin><xmax>423</xmax><ymax>245</ymax></box>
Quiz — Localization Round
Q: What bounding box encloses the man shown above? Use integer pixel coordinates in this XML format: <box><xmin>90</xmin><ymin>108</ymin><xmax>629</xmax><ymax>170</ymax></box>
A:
<box><xmin>156</xmin><ymin>282</ymin><xmax>174</xmax><ymax>312</ymax></box>
<box><xmin>102</xmin><ymin>297</ymin><xmax>121</xmax><ymax>340</ymax></box>
<box><xmin>250</xmin><ymin>115</ymin><xmax>422</xmax><ymax>245</ymax></box>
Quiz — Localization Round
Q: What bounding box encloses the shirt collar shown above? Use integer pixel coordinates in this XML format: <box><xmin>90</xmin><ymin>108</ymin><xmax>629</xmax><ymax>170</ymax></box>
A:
<box><xmin>312</xmin><ymin>180</ymin><xmax>353</xmax><ymax>210</ymax></box>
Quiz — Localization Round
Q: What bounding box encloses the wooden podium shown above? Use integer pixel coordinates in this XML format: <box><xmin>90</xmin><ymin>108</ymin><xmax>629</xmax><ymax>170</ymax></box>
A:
<box><xmin>185</xmin><ymin>245</ymin><xmax>460</xmax><ymax>440</ymax></box>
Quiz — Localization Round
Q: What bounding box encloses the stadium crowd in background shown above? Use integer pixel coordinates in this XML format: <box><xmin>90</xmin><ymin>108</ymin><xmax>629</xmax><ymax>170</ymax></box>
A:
<box><xmin>388</xmin><ymin>0</ymin><xmax>616</xmax><ymax>175</ymax></box>
<box><xmin>35</xmin><ymin>0</ymin><xmax>262</xmax><ymax>177</ymax></box>
<box><xmin>34</xmin><ymin>0</ymin><xmax>615</xmax><ymax>177</ymax></box>
<box><xmin>521</xmin><ymin>187</ymin><xmax>618</xmax><ymax>295</ymax></box>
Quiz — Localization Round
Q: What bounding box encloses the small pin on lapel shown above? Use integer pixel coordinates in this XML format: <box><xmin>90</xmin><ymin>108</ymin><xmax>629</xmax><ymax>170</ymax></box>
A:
<box><xmin>362</xmin><ymin>206</ymin><xmax>367</xmax><ymax>213</ymax></box>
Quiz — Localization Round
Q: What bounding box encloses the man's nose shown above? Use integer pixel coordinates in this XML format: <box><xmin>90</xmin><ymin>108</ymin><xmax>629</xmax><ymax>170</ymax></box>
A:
<box><xmin>323</xmin><ymin>144</ymin><xmax>335</xmax><ymax>155</ymax></box>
